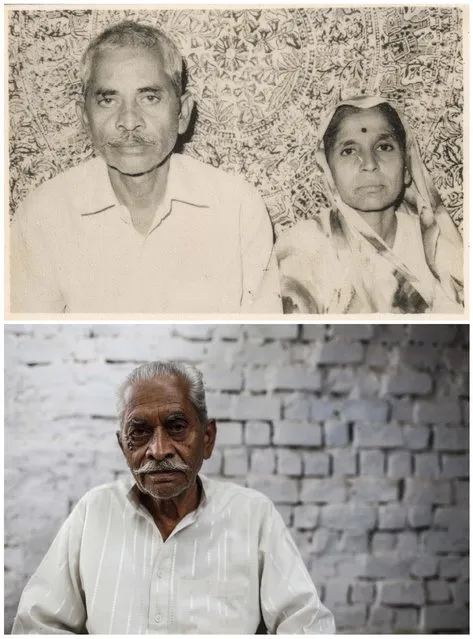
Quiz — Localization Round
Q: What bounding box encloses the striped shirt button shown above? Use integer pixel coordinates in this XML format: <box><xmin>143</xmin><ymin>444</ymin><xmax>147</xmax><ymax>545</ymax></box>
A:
<box><xmin>154</xmin><ymin>614</ymin><xmax>162</xmax><ymax>623</ymax></box>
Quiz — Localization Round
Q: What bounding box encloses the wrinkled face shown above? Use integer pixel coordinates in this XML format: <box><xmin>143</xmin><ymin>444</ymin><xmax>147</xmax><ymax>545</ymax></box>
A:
<box><xmin>119</xmin><ymin>376</ymin><xmax>215</xmax><ymax>501</ymax></box>
<box><xmin>327</xmin><ymin>108</ymin><xmax>408</xmax><ymax>214</ymax></box>
<box><xmin>77</xmin><ymin>46</ymin><xmax>192</xmax><ymax>177</ymax></box>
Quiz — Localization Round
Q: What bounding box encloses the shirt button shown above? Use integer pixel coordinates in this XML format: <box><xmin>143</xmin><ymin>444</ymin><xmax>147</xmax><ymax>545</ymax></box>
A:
<box><xmin>155</xmin><ymin>614</ymin><xmax>162</xmax><ymax>623</ymax></box>
<box><xmin>157</xmin><ymin>571</ymin><xmax>163</xmax><ymax>578</ymax></box>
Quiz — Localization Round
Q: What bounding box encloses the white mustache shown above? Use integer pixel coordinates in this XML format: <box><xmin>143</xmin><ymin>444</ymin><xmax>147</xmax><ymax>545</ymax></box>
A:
<box><xmin>134</xmin><ymin>459</ymin><xmax>189</xmax><ymax>475</ymax></box>
<box><xmin>106</xmin><ymin>134</ymin><xmax>158</xmax><ymax>146</ymax></box>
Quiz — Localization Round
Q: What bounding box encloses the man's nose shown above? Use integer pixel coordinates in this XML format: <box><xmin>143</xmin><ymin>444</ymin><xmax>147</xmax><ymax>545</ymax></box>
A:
<box><xmin>115</xmin><ymin>101</ymin><xmax>145</xmax><ymax>132</ymax></box>
<box><xmin>359</xmin><ymin>149</ymin><xmax>378</xmax><ymax>172</ymax></box>
<box><xmin>146</xmin><ymin>428</ymin><xmax>174</xmax><ymax>461</ymax></box>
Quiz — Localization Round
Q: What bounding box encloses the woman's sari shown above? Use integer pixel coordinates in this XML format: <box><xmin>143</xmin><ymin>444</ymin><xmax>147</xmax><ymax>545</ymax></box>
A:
<box><xmin>276</xmin><ymin>96</ymin><xmax>464</xmax><ymax>314</ymax></box>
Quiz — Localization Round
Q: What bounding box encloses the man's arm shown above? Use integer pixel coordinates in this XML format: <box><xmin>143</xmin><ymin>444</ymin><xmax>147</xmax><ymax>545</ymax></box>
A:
<box><xmin>9</xmin><ymin>196</ymin><xmax>66</xmax><ymax>313</ymax></box>
<box><xmin>12</xmin><ymin>501</ymin><xmax>86</xmax><ymax>634</ymax></box>
<box><xmin>259</xmin><ymin>502</ymin><xmax>335</xmax><ymax>634</ymax></box>
<box><xmin>238</xmin><ymin>181</ymin><xmax>282</xmax><ymax>313</ymax></box>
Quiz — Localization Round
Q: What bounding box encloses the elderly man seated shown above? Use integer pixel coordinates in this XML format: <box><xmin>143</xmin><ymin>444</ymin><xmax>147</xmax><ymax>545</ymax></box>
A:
<box><xmin>10</xmin><ymin>20</ymin><xmax>281</xmax><ymax>315</ymax></box>
<box><xmin>12</xmin><ymin>361</ymin><xmax>335</xmax><ymax>634</ymax></box>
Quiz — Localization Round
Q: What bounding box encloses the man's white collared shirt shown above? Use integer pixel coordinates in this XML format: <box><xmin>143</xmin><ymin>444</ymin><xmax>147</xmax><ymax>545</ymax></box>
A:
<box><xmin>10</xmin><ymin>154</ymin><xmax>281</xmax><ymax>314</ymax></box>
<box><xmin>12</xmin><ymin>475</ymin><xmax>335</xmax><ymax>634</ymax></box>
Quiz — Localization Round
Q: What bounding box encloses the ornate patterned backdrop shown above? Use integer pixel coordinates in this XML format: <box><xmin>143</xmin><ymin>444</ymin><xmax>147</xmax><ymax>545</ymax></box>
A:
<box><xmin>8</xmin><ymin>7</ymin><xmax>464</xmax><ymax>234</ymax></box>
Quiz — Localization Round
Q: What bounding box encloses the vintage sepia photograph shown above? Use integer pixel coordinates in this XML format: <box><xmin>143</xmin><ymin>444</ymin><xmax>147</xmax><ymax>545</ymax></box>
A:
<box><xmin>4</xmin><ymin>323</ymin><xmax>469</xmax><ymax>633</ymax></box>
<box><xmin>6</xmin><ymin>6</ymin><xmax>467</xmax><ymax>317</ymax></box>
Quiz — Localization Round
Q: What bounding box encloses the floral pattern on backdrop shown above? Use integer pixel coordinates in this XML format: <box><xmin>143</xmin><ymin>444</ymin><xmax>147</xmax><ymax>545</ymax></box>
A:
<box><xmin>8</xmin><ymin>7</ymin><xmax>464</xmax><ymax>234</ymax></box>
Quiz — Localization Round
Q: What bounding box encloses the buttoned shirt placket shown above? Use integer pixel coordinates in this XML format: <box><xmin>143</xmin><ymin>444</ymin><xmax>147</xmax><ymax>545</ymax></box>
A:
<box><xmin>116</xmin><ymin>197</ymin><xmax>173</xmax><ymax>311</ymax></box>
<box><xmin>131</xmin><ymin>494</ymin><xmax>203</xmax><ymax>634</ymax></box>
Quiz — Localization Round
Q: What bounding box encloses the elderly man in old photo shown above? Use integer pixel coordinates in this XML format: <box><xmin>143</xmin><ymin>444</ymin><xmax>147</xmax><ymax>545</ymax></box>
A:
<box><xmin>10</xmin><ymin>21</ymin><xmax>281</xmax><ymax>314</ymax></box>
<box><xmin>12</xmin><ymin>361</ymin><xmax>335</xmax><ymax>634</ymax></box>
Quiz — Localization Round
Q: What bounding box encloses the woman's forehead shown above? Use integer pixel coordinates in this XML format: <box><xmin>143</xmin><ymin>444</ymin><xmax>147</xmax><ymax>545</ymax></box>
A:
<box><xmin>334</xmin><ymin>107</ymin><xmax>395</xmax><ymax>140</ymax></box>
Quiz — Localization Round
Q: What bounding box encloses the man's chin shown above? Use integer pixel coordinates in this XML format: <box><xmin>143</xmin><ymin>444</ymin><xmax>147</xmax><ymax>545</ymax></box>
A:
<box><xmin>142</xmin><ymin>483</ymin><xmax>188</xmax><ymax>500</ymax></box>
<box><xmin>136</xmin><ymin>474</ymin><xmax>189</xmax><ymax>500</ymax></box>
<box><xmin>99</xmin><ymin>148</ymin><xmax>172</xmax><ymax>178</ymax></box>
<box><xmin>106</xmin><ymin>161</ymin><xmax>160</xmax><ymax>178</ymax></box>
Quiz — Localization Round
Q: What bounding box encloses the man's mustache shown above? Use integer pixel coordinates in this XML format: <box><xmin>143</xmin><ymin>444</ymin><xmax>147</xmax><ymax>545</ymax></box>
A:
<box><xmin>133</xmin><ymin>459</ymin><xmax>189</xmax><ymax>475</ymax></box>
<box><xmin>105</xmin><ymin>134</ymin><xmax>158</xmax><ymax>147</ymax></box>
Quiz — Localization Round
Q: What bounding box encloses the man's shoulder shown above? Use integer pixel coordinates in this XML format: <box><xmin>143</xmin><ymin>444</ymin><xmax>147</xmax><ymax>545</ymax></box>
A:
<box><xmin>77</xmin><ymin>479</ymin><xmax>129</xmax><ymax>510</ymax></box>
<box><xmin>203</xmin><ymin>475</ymin><xmax>275</xmax><ymax>509</ymax></box>
<box><xmin>174</xmin><ymin>153</ymin><xmax>257</xmax><ymax>196</ymax></box>
<box><xmin>16</xmin><ymin>157</ymin><xmax>104</xmax><ymax>214</ymax></box>
<box><xmin>27</xmin><ymin>157</ymin><xmax>101</xmax><ymax>194</ymax></box>
<box><xmin>176</xmin><ymin>153</ymin><xmax>242</xmax><ymax>180</ymax></box>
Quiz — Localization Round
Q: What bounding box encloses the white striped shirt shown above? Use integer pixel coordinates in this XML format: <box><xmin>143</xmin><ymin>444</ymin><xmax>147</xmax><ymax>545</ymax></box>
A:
<box><xmin>12</xmin><ymin>475</ymin><xmax>335</xmax><ymax>634</ymax></box>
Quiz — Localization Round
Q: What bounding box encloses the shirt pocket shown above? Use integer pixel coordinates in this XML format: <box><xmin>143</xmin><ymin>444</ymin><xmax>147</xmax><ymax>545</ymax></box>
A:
<box><xmin>179</xmin><ymin>577</ymin><xmax>251</xmax><ymax>633</ymax></box>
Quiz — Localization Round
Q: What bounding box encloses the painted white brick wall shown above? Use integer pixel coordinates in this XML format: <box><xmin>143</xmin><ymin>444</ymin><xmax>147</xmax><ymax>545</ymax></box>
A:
<box><xmin>4</xmin><ymin>324</ymin><xmax>469</xmax><ymax>633</ymax></box>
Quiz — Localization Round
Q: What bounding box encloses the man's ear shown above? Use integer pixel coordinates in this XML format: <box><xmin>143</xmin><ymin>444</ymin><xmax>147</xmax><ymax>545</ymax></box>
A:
<box><xmin>116</xmin><ymin>431</ymin><xmax>124</xmax><ymax>454</ymax></box>
<box><xmin>178</xmin><ymin>91</ymin><xmax>194</xmax><ymax>135</ymax></box>
<box><xmin>203</xmin><ymin>419</ymin><xmax>217</xmax><ymax>460</ymax></box>
<box><xmin>75</xmin><ymin>100</ymin><xmax>90</xmax><ymax>134</ymax></box>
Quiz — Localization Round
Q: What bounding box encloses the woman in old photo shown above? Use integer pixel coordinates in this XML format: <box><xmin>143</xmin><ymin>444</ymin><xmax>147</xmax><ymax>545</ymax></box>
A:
<box><xmin>276</xmin><ymin>96</ymin><xmax>464</xmax><ymax>314</ymax></box>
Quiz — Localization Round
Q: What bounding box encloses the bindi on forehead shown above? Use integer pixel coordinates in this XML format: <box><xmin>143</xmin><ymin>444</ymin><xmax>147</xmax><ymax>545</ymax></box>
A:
<box><xmin>361</xmin><ymin>127</ymin><xmax>367</xmax><ymax>133</ymax></box>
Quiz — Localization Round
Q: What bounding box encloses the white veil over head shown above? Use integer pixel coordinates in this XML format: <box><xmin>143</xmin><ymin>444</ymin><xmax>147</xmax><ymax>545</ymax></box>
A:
<box><xmin>276</xmin><ymin>95</ymin><xmax>464</xmax><ymax>314</ymax></box>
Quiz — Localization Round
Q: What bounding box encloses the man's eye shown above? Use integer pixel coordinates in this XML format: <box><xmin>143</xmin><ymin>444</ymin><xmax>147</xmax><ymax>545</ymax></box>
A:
<box><xmin>97</xmin><ymin>97</ymin><xmax>115</xmax><ymax>107</ymax></box>
<box><xmin>130</xmin><ymin>428</ymin><xmax>148</xmax><ymax>439</ymax></box>
<box><xmin>168</xmin><ymin>423</ymin><xmax>186</xmax><ymax>434</ymax></box>
<box><xmin>140</xmin><ymin>94</ymin><xmax>160</xmax><ymax>104</ymax></box>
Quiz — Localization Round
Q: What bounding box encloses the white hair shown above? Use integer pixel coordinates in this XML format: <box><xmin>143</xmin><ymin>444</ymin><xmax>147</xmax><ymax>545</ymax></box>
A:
<box><xmin>79</xmin><ymin>20</ymin><xmax>184</xmax><ymax>97</ymax></box>
<box><xmin>118</xmin><ymin>360</ymin><xmax>208</xmax><ymax>431</ymax></box>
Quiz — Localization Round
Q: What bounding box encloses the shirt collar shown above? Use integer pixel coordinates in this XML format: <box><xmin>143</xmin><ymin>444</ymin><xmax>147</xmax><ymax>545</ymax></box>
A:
<box><xmin>164</xmin><ymin>153</ymin><xmax>212</xmax><ymax>210</ymax></box>
<box><xmin>78</xmin><ymin>153</ymin><xmax>212</xmax><ymax>218</ymax></box>
<box><xmin>78</xmin><ymin>157</ymin><xmax>120</xmax><ymax>217</ymax></box>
